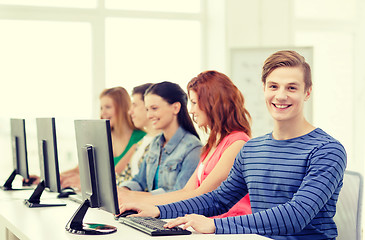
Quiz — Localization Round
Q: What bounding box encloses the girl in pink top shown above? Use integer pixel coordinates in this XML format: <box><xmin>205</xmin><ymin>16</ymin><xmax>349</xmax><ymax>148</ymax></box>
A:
<box><xmin>118</xmin><ymin>71</ymin><xmax>252</xmax><ymax>218</ymax></box>
<box><xmin>196</xmin><ymin>131</ymin><xmax>252</xmax><ymax>217</ymax></box>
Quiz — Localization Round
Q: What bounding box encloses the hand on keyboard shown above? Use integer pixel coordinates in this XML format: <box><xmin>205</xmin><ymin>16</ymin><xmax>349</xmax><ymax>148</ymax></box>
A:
<box><xmin>164</xmin><ymin>214</ymin><xmax>215</xmax><ymax>234</ymax></box>
<box><xmin>118</xmin><ymin>217</ymin><xmax>191</xmax><ymax>236</ymax></box>
<box><xmin>118</xmin><ymin>210</ymin><xmax>138</xmax><ymax>218</ymax></box>
<box><xmin>119</xmin><ymin>202</ymin><xmax>160</xmax><ymax>218</ymax></box>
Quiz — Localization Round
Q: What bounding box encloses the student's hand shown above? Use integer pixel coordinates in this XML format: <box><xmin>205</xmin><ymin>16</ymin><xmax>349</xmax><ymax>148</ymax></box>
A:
<box><xmin>118</xmin><ymin>202</ymin><xmax>160</xmax><ymax>218</ymax></box>
<box><xmin>117</xmin><ymin>187</ymin><xmax>134</xmax><ymax>205</ymax></box>
<box><xmin>60</xmin><ymin>172</ymin><xmax>76</xmax><ymax>186</ymax></box>
<box><xmin>61</xmin><ymin>174</ymin><xmax>80</xmax><ymax>190</ymax></box>
<box><xmin>23</xmin><ymin>175</ymin><xmax>40</xmax><ymax>185</ymax></box>
<box><xmin>117</xmin><ymin>187</ymin><xmax>152</xmax><ymax>205</ymax></box>
<box><xmin>60</xmin><ymin>167</ymin><xmax>79</xmax><ymax>185</ymax></box>
<box><xmin>164</xmin><ymin>214</ymin><xmax>215</xmax><ymax>234</ymax></box>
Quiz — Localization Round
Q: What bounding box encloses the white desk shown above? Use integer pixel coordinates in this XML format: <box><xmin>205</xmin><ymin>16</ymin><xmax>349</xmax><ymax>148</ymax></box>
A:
<box><xmin>0</xmin><ymin>189</ymin><xmax>270</xmax><ymax>240</ymax></box>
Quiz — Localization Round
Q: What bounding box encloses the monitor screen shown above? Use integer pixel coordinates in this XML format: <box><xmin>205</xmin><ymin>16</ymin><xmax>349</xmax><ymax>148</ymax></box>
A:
<box><xmin>36</xmin><ymin>118</ymin><xmax>62</xmax><ymax>193</ymax></box>
<box><xmin>11</xmin><ymin>118</ymin><xmax>29</xmax><ymax>179</ymax></box>
<box><xmin>66</xmin><ymin>119</ymin><xmax>119</xmax><ymax>235</ymax></box>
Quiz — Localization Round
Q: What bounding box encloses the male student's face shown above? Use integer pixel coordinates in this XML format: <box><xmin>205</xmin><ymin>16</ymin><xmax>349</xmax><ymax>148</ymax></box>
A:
<box><xmin>264</xmin><ymin>67</ymin><xmax>311</xmax><ymax>124</ymax></box>
<box><xmin>129</xmin><ymin>93</ymin><xmax>148</xmax><ymax>129</ymax></box>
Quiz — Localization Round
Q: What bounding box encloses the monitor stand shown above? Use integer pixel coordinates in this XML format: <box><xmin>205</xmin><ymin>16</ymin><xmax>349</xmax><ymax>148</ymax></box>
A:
<box><xmin>65</xmin><ymin>199</ymin><xmax>117</xmax><ymax>235</ymax></box>
<box><xmin>1</xmin><ymin>170</ymin><xmax>33</xmax><ymax>191</ymax></box>
<box><xmin>24</xmin><ymin>180</ymin><xmax>66</xmax><ymax>208</ymax></box>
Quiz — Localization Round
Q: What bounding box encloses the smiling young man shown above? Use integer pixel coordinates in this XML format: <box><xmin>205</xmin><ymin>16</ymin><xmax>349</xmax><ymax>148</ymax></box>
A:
<box><xmin>120</xmin><ymin>51</ymin><xmax>347</xmax><ymax>240</ymax></box>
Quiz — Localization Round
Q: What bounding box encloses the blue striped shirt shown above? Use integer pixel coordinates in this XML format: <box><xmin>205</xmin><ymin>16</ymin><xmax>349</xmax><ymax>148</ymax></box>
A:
<box><xmin>158</xmin><ymin>128</ymin><xmax>347</xmax><ymax>239</ymax></box>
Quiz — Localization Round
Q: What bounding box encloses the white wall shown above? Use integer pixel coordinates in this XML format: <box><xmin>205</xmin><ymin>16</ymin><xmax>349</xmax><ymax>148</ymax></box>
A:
<box><xmin>205</xmin><ymin>0</ymin><xmax>364</xmax><ymax>174</ymax></box>
<box><xmin>206</xmin><ymin>0</ymin><xmax>364</xmax><ymax>237</ymax></box>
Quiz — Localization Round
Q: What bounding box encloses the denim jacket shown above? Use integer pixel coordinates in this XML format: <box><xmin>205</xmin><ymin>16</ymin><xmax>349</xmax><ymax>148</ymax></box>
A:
<box><xmin>121</xmin><ymin>127</ymin><xmax>202</xmax><ymax>195</ymax></box>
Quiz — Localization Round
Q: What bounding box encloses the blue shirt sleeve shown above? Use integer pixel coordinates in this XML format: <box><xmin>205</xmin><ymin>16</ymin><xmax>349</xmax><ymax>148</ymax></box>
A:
<box><xmin>158</xmin><ymin>141</ymin><xmax>346</xmax><ymax>236</ymax></box>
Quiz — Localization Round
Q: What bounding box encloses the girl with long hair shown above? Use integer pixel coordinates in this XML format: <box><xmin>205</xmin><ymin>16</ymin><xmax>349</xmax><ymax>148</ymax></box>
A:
<box><xmin>60</xmin><ymin>87</ymin><xmax>145</xmax><ymax>188</ymax></box>
<box><xmin>118</xmin><ymin>71</ymin><xmax>252</xmax><ymax>218</ymax></box>
<box><xmin>118</xmin><ymin>81</ymin><xmax>202</xmax><ymax>195</ymax></box>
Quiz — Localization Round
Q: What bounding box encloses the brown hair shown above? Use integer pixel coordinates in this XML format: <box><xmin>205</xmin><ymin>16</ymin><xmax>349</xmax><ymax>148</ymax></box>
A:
<box><xmin>262</xmin><ymin>50</ymin><xmax>312</xmax><ymax>90</ymax></box>
<box><xmin>187</xmin><ymin>70</ymin><xmax>251</xmax><ymax>155</ymax></box>
<box><xmin>132</xmin><ymin>83</ymin><xmax>153</xmax><ymax>101</ymax></box>
<box><xmin>99</xmin><ymin>86</ymin><xmax>135</xmax><ymax>131</ymax></box>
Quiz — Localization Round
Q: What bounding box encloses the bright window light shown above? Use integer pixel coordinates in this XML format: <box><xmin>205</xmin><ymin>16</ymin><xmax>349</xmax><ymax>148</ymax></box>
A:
<box><xmin>0</xmin><ymin>0</ymin><xmax>96</xmax><ymax>8</ymax></box>
<box><xmin>105</xmin><ymin>18</ymin><xmax>201</xmax><ymax>93</ymax></box>
<box><xmin>105</xmin><ymin>0</ymin><xmax>200</xmax><ymax>13</ymax></box>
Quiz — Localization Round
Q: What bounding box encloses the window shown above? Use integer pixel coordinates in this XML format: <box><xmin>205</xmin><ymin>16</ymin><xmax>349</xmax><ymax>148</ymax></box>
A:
<box><xmin>0</xmin><ymin>0</ymin><xmax>96</xmax><ymax>8</ymax></box>
<box><xmin>105</xmin><ymin>17</ymin><xmax>201</xmax><ymax>92</ymax></box>
<box><xmin>0</xmin><ymin>19</ymin><xmax>92</xmax><ymax>175</ymax></box>
<box><xmin>0</xmin><ymin>2</ymin><xmax>204</xmax><ymax>178</ymax></box>
<box><xmin>105</xmin><ymin>0</ymin><xmax>200</xmax><ymax>13</ymax></box>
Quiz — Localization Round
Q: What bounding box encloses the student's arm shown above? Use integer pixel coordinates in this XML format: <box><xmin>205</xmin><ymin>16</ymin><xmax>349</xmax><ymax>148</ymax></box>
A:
<box><xmin>61</xmin><ymin>174</ymin><xmax>81</xmax><ymax>190</ymax></box>
<box><xmin>118</xmin><ymin>165</ymin><xmax>200</xmax><ymax>205</ymax></box>
<box><xmin>60</xmin><ymin>166</ymin><xmax>79</xmax><ymax>177</ymax></box>
<box><xmin>115</xmin><ymin>144</ymin><xmax>137</xmax><ymax>174</ymax></box>
<box><xmin>158</xmin><ymin>150</ymin><xmax>248</xmax><ymax>219</ymax></box>
<box><xmin>119</xmin><ymin>154</ymin><xmax>148</xmax><ymax>192</ymax></box>
<box><xmin>141</xmin><ymin>140</ymin><xmax>246</xmax><ymax>205</ymax></box>
<box><xmin>163</xmin><ymin>142</ymin><xmax>347</xmax><ymax>235</ymax></box>
<box><xmin>60</xmin><ymin>166</ymin><xmax>79</xmax><ymax>188</ymax></box>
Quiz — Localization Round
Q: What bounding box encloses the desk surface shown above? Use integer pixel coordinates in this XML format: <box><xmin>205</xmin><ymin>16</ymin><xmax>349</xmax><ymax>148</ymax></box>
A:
<box><xmin>0</xmin><ymin>188</ymin><xmax>270</xmax><ymax>240</ymax></box>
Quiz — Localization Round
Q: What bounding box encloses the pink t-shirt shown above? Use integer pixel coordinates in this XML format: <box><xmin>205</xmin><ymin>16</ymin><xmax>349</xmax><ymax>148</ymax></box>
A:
<box><xmin>195</xmin><ymin>131</ymin><xmax>252</xmax><ymax>218</ymax></box>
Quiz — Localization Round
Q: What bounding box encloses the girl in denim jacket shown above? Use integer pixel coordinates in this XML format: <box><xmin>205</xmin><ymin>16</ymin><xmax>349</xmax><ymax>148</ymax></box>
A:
<box><xmin>119</xmin><ymin>82</ymin><xmax>202</xmax><ymax>196</ymax></box>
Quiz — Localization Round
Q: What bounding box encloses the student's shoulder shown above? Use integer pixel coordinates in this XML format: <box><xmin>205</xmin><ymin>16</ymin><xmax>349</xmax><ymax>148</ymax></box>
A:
<box><xmin>303</xmin><ymin>128</ymin><xmax>343</xmax><ymax>145</ymax></box>
<box><xmin>131</xmin><ymin>129</ymin><xmax>147</xmax><ymax>142</ymax></box>
<box><xmin>244</xmin><ymin>133</ymin><xmax>271</xmax><ymax>146</ymax></box>
<box><xmin>150</xmin><ymin>132</ymin><xmax>164</xmax><ymax>145</ymax></box>
<box><xmin>225</xmin><ymin>131</ymin><xmax>251</xmax><ymax>142</ymax></box>
<box><xmin>181</xmin><ymin>130</ymin><xmax>202</xmax><ymax>147</ymax></box>
<box><xmin>307</xmin><ymin>128</ymin><xmax>346</xmax><ymax>152</ymax></box>
<box><xmin>183</xmin><ymin>133</ymin><xmax>202</xmax><ymax>147</ymax></box>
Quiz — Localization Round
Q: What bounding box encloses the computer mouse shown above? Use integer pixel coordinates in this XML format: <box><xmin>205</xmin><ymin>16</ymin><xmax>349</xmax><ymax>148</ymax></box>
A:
<box><xmin>57</xmin><ymin>187</ymin><xmax>76</xmax><ymax>198</ymax></box>
<box><xmin>118</xmin><ymin>210</ymin><xmax>138</xmax><ymax>218</ymax></box>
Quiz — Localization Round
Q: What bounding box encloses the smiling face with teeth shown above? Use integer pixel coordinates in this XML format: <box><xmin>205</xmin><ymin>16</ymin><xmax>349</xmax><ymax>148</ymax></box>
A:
<box><xmin>144</xmin><ymin>93</ymin><xmax>180</xmax><ymax>133</ymax></box>
<box><xmin>264</xmin><ymin>66</ymin><xmax>311</xmax><ymax>124</ymax></box>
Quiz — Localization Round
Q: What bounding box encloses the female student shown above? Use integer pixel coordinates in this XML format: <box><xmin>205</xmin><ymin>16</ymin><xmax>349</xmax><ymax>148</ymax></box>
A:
<box><xmin>119</xmin><ymin>81</ymin><xmax>202</xmax><ymax>194</ymax></box>
<box><xmin>121</xmin><ymin>51</ymin><xmax>346</xmax><ymax>239</ymax></box>
<box><xmin>118</xmin><ymin>71</ymin><xmax>252</xmax><ymax>217</ymax></box>
<box><xmin>60</xmin><ymin>86</ymin><xmax>145</xmax><ymax>188</ymax></box>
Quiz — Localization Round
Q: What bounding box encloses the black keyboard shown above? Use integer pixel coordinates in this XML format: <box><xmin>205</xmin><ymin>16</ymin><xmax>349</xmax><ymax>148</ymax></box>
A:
<box><xmin>118</xmin><ymin>217</ymin><xmax>191</xmax><ymax>236</ymax></box>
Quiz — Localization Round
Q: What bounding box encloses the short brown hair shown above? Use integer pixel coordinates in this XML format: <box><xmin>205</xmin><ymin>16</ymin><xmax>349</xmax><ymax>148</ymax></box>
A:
<box><xmin>262</xmin><ymin>50</ymin><xmax>312</xmax><ymax>90</ymax></box>
<box><xmin>132</xmin><ymin>83</ymin><xmax>153</xmax><ymax>101</ymax></box>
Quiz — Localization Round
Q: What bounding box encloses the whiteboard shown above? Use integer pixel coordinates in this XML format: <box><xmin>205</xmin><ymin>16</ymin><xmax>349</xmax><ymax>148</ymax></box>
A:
<box><xmin>230</xmin><ymin>47</ymin><xmax>313</xmax><ymax>137</ymax></box>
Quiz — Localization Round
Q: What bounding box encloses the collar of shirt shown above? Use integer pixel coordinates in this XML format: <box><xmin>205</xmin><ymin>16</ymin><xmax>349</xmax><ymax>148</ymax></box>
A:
<box><xmin>156</xmin><ymin>126</ymin><xmax>186</xmax><ymax>155</ymax></box>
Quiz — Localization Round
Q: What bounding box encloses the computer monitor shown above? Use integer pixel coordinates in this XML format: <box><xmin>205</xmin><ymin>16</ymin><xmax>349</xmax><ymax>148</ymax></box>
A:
<box><xmin>1</xmin><ymin>118</ymin><xmax>31</xmax><ymax>191</ymax></box>
<box><xmin>66</xmin><ymin>119</ymin><xmax>119</xmax><ymax>235</ymax></box>
<box><xmin>24</xmin><ymin>118</ymin><xmax>66</xmax><ymax>208</ymax></box>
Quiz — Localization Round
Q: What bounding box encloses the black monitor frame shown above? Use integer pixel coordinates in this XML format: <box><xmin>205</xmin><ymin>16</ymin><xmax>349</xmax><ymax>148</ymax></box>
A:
<box><xmin>65</xmin><ymin>119</ymin><xmax>119</xmax><ymax>235</ymax></box>
<box><xmin>1</xmin><ymin>118</ymin><xmax>32</xmax><ymax>191</ymax></box>
<box><xmin>24</xmin><ymin>118</ymin><xmax>66</xmax><ymax>208</ymax></box>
